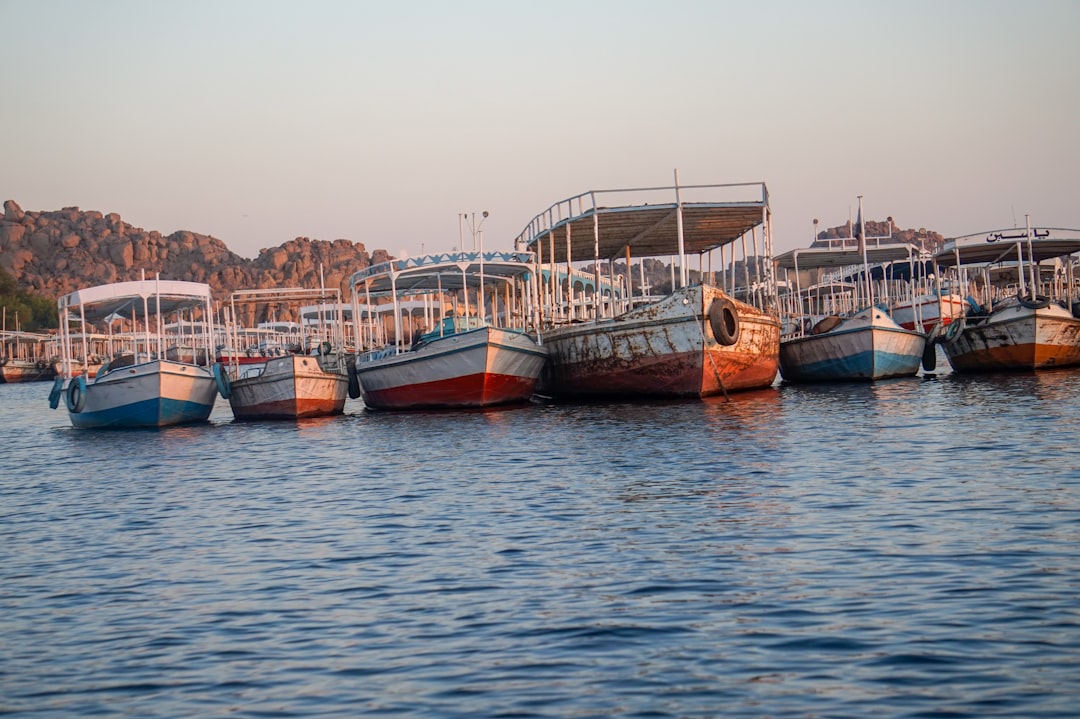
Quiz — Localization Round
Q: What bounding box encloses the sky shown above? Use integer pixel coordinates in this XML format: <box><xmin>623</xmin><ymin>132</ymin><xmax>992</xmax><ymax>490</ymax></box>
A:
<box><xmin>3</xmin><ymin>0</ymin><xmax>1078</xmax><ymax>261</ymax></box>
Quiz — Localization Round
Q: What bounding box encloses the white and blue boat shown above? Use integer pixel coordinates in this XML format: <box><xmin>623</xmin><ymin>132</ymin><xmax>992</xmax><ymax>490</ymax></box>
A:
<box><xmin>777</xmin><ymin>304</ymin><xmax>927</xmax><ymax>382</ymax></box>
<box><xmin>50</xmin><ymin>277</ymin><xmax>219</xmax><ymax>428</ymax></box>
<box><xmin>774</xmin><ymin>201</ymin><xmax>928</xmax><ymax>383</ymax></box>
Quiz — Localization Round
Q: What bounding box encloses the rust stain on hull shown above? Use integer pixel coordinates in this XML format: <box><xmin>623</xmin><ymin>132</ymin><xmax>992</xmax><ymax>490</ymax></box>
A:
<box><xmin>541</xmin><ymin>285</ymin><xmax>779</xmax><ymax>399</ymax></box>
<box><xmin>946</xmin><ymin>312</ymin><xmax>1080</xmax><ymax>372</ymax></box>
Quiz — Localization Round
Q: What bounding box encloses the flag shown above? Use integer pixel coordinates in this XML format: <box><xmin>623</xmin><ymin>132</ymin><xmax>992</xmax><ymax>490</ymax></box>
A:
<box><xmin>854</xmin><ymin>202</ymin><xmax>864</xmax><ymax>253</ymax></box>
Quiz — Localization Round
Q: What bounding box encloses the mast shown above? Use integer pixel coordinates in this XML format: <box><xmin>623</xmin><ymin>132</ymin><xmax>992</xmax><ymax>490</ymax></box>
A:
<box><xmin>1025</xmin><ymin>214</ymin><xmax>1038</xmax><ymax>299</ymax></box>
<box><xmin>857</xmin><ymin>196</ymin><xmax>873</xmax><ymax>307</ymax></box>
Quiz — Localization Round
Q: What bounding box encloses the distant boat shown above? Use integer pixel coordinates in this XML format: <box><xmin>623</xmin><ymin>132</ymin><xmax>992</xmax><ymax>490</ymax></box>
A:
<box><xmin>514</xmin><ymin>174</ymin><xmax>780</xmax><ymax>399</ymax></box>
<box><xmin>931</xmin><ymin>221</ymin><xmax>1080</xmax><ymax>372</ymax></box>
<box><xmin>349</xmin><ymin>252</ymin><xmax>548</xmax><ymax>410</ymax></box>
<box><xmin>1</xmin><ymin>330</ymin><xmax>56</xmax><ymax>383</ymax></box>
<box><xmin>890</xmin><ymin>291</ymin><xmax>968</xmax><ymax>332</ymax></box>
<box><xmin>774</xmin><ymin>235</ymin><xmax>928</xmax><ymax>382</ymax></box>
<box><xmin>50</xmin><ymin>332</ymin><xmax>118</xmax><ymax>379</ymax></box>
<box><xmin>51</xmin><ymin>277</ymin><xmax>219</xmax><ymax>428</ymax></box>
<box><xmin>217</xmin><ymin>287</ymin><xmax>350</xmax><ymax>420</ymax></box>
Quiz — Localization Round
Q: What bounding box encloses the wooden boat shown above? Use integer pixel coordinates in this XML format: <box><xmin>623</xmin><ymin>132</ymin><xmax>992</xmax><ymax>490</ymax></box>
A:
<box><xmin>514</xmin><ymin>174</ymin><xmax>779</xmax><ymax>399</ymax></box>
<box><xmin>348</xmin><ymin>251</ymin><xmax>548</xmax><ymax>410</ymax></box>
<box><xmin>215</xmin><ymin>325</ymin><xmax>301</xmax><ymax>366</ymax></box>
<box><xmin>217</xmin><ymin>288</ymin><xmax>351</xmax><ymax>419</ymax></box>
<box><xmin>774</xmin><ymin>227</ymin><xmax>928</xmax><ymax>382</ymax></box>
<box><xmin>891</xmin><ymin>291</ymin><xmax>968</xmax><ymax>332</ymax></box>
<box><xmin>778</xmin><ymin>306</ymin><xmax>926</xmax><ymax>382</ymax></box>
<box><xmin>1</xmin><ymin>330</ymin><xmax>56</xmax><ymax>383</ymax></box>
<box><xmin>51</xmin><ymin>278</ymin><xmax>219</xmax><ymax>428</ymax></box>
<box><xmin>50</xmin><ymin>332</ymin><xmax>117</xmax><ymax>379</ymax></box>
<box><xmin>931</xmin><ymin>220</ymin><xmax>1080</xmax><ymax>372</ymax></box>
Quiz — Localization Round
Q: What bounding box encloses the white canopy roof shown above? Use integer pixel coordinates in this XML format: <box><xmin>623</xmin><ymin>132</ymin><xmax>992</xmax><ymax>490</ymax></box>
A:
<box><xmin>934</xmin><ymin>227</ymin><xmax>1080</xmax><ymax>267</ymax></box>
<box><xmin>350</xmin><ymin>251</ymin><xmax>537</xmax><ymax>296</ymax></box>
<box><xmin>58</xmin><ymin>279</ymin><xmax>213</xmax><ymax>323</ymax></box>
<box><xmin>774</xmin><ymin>243</ymin><xmax>918</xmax><ymax>271</ymax></box>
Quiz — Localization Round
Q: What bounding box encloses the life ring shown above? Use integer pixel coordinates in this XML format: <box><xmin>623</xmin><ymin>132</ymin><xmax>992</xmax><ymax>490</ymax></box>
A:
<box><xmin>48</xmin><ymin>377</ymin><xmax>64</xmax><ymax>410</ymax></box>
<box><xmin>347</xmin><ymin>360</ymin><xmax>362</xmax><ymax>399</ymax></box>
<box><xmin>65</xmin><ymin>375</ymin><xmax>87</xmax><ymax>413</ymax></box>
<box><xmin>708</xmin><ymin>298</ymin><xmax>740</xmax><ymax>346</ymax></box>
<box><xmin>213</xmin><ymin>363</ymin><xmax>232</xmax><ymax>399</ymax></box>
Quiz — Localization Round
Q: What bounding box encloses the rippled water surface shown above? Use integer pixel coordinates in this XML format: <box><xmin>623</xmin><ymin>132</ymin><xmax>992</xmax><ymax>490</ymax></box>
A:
<box><xmin>2</xmin><ymin>366</ymin><xmax>1079</xmax><ymax>717</ymax></box>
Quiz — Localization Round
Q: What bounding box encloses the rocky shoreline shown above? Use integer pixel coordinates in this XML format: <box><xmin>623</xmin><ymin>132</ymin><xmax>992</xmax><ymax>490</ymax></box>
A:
<box><xmin>0</xmin><ymin>200</ymin><xmax>390</xmax><ymax>304</ymax></box>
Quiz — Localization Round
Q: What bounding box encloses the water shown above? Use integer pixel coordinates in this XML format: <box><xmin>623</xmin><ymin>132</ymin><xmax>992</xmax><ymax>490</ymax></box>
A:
<box><xmin>2</xmin><ymin>365</ymin><xmax>1079</xmax><ymax>717</ymax></box>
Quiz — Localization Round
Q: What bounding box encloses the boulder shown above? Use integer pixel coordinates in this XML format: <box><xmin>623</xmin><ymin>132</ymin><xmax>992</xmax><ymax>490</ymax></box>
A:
<box><xmin>3</xmin><ymin>200</ymin><xmax>24</xmax><ymax>222</ymax></box>
<box><xmin>29</xmin><ymin>230</ymin><xmax>53</xmax><ymax>254</ymax></box>
<box><xmin>107</xmin><ymin>240</ymin><xmax>134</xmax><ymax>269</ymax></box>
<box><xmin>0</xmin><ymin>222</ymin><xmax>26</xmax><ymax>249</ymax></box>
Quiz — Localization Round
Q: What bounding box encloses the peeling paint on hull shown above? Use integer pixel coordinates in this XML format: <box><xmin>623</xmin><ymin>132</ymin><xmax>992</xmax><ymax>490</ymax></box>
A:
<box><xmin>779</xmin><ymin>308</ymin><xmax>926</xmax><ymax>382</ymax></box>
<box><xmin>540</xmin><ymin>285</ymin><xmax>779</xmax><ymax>399</ymax></box>
<box><xmin>943</xmin><ymin>304</ymin><xmax>1080</xmax><ymax>372</ymax></box>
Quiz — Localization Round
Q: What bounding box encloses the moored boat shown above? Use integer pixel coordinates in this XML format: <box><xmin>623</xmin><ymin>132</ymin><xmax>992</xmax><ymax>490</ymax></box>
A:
<box><xmin>217</xmin><ymin>288</ymin><xmax>351</xmax><ymax>420</ymax></box>
<box><xmin>891</xmin><ymin>291</ymin><xmax>968</xmax><ymax>332</ymax></box>
<box><xmin>514</xmin><ymin>174</ymin><xmax>779</xmax><ymax>399</ymax></box>
<box><xmin>773</xmin><ymin>220</ymin><xmax>927</xmax><ymax>382</ymax></box>
<box><xmin>778</xmin><ymin>306</ymin><xmax>926</xmax><ymax>382</ymax></box>
<box><xmin>1</xmin><ymin>330</ymin><xmax>56</xmax><ymax>383</ymax></box>
<box><xmin>51</xmin><ymin>277</ymin><xmax>219</xmax><ymax>428</ymax></box>
<box><xmin>349</xmin><ymin>251</ymin><xmax>548</xmax><ymax>410</ymax></box>
<box><xmin>931</xmin><ymin>220</ymin><xmax>1080</xmax><ymax>373</ymax></box>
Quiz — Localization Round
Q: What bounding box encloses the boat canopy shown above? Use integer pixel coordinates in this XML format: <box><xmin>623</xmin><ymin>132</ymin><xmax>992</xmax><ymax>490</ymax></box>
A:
<box><xmin>58</xmin><ymin>279</ymin><xmax>214</xmax><ymax>324</ymax></box>
<box><xmin>934</xmin><ymin>227</ymin><xmax>1080</xmax><ymax>267</ymax></box>
<box><xmin>515</xmin><ymin>181</ymin><xmax>769</xmax><ymax>264</ymax></box>
<box><xmin>349</xmin><ymin>251</ymin><xmax>538</xmax><ymax>295</ymax></box>
<box><xmin>774</xmin><ymin>243</ymin><xmax>919</xmax><ymax>272</ymax></box>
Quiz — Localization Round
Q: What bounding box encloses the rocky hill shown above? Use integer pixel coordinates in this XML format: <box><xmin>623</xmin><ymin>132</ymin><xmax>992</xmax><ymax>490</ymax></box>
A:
<box><xmin>813</xmin><ymin>218</ymin><xmax>944</xmax><ymax>250</ymax></box>
<box><xmin>0</xmin><ymin>200</ymin><xmax>392</xmax><ymax>307</ymax></box>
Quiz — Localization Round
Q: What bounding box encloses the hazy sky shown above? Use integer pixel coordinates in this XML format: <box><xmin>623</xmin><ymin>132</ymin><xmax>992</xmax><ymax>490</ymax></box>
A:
<box><xmin>3</xmin><ymin>0</ymin><xmax>1078</xmax><ymax>261</ymax></box>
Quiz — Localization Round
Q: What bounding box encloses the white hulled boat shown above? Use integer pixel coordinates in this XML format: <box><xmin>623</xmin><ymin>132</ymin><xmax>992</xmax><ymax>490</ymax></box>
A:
<box><xmin>217</xmin><ymin>287</ymin><xmax>351</xmax><ymax>420</ymax></box>
<box><xmin>348</xmin><ymin>251</ymin><xmax>548</xmax><ymax>410</ymax></box>
<box><xmin>51</xmin><ymin>278</ymin><xmax>218</xmax><ymax>428</ymax></box>
<box><xmin>931</xmin><ymin>220</ymin><xmax>1080</xmax><ymax>372</ymax></box>
<box><xmin>774</xmin><ymin>213</ymin><xmax>928</xmax><ymax>383</ymax></box>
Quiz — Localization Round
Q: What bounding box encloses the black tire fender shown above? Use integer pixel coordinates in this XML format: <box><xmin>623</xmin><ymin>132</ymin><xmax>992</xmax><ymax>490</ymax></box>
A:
<box><xmin>708</xmin><ymin>298</ymin><xmax>740</xmax><ymax>346</ymax></box>
<box><xmin>347</xmin><ymin>359</ymin><xmax>362</xmax><ymax>399</ymax></box>
<box><xmin>65</xmin><ymin>375</ymin><xmax>87</xmax><ymax>413</ymax></box>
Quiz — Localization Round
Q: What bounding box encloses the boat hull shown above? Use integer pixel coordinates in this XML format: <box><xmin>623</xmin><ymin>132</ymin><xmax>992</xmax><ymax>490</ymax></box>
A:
<box><xmin>356</xmin><ymin>327</ymin><xmax>548</xmax><ymax>410</ymax></box>
<box><xmin>779</xmin><ymin>309</ymin><xmax>926</xmax><ymax>382</ymax></box>
<box><xmin>941</xmin><ymin>303</ymin><xmax>1080</xmax><ymax>372</ymax></box>
<box><xmin>67</xmin><ymin>359</ymin><xmax>217</xmax><ymax>428</ymax></box>
<box><xmin>0</xmin><ymin>360</ymin><xmax>56</xmax><ymax>383</ymax></box>
<box><xmin>227</xmin><ymin>355</ymin><xmax>349</xmax><ymax>419</ymax></box>
<box><xmin>892</xmin><ymin>293</ymin><xmax>968</xmax><ymax>332</ymax></box>
<box><xmin>539</xmin><ymin>285</ymin><xmax>780</xmax><ymax>399</ymax></box>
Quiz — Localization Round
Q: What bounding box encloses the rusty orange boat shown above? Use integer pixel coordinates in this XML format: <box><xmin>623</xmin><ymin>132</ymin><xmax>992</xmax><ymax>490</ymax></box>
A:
<box><xmin>515</xmin><ymin>174</ymin><xmax>780</xmax><ymax>399</ymax></box>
